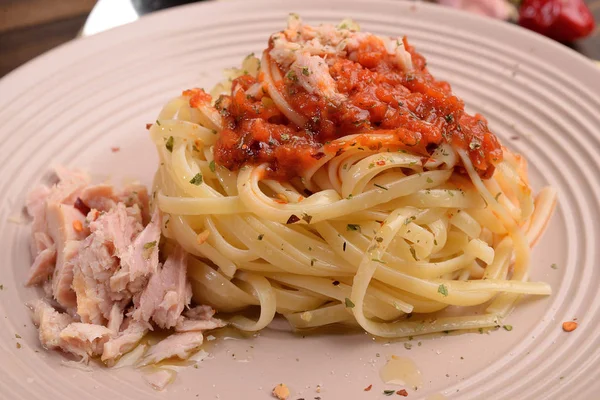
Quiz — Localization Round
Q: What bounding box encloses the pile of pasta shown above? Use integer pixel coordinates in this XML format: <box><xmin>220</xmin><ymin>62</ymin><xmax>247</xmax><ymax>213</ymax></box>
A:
<box><xmin>150</xmin><ymin>51</ymin><xmax>555</xmax><ymax>338</ymax></box>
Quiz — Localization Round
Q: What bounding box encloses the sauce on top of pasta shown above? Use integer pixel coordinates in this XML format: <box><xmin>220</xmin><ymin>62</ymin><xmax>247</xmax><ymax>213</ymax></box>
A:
<box><xmin>196</xmin><ymin>18</ymin><xmax>503</xmax><ymax>181</ymax></box>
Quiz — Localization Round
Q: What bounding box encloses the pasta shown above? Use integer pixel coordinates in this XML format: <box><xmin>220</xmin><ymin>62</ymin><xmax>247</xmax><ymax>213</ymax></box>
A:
<box><xmin>149</xmin><ymin>16</ymin><xmax>556</xmax><ymax>338</ymax></box>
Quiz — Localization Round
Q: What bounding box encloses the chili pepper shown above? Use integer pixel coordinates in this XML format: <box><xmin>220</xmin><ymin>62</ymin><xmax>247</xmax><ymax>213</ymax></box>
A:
<box><xmin>518</xmin><ymin>0</ymin><xmax>596</xmax><ymax>42</ymax></box>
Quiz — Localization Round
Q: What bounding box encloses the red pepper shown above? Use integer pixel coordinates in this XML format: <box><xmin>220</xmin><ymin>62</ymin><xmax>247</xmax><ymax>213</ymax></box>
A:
<box><xmin>518</xmin><ymin>0</ymin><xmax>596</xmax><ymax>42</ymax></box>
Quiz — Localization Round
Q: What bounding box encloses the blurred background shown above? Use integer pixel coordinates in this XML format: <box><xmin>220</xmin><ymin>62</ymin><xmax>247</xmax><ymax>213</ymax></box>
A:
<box><xmin>0</xmin><ymin>0</ymin><xmax>598</xmax><ymax>77</ymax></box>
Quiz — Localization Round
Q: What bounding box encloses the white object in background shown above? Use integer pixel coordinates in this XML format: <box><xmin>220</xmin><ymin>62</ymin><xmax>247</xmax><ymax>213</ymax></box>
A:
<box><xmin>82</xmin><ymin>0</ymin><xmax>139</xmax><ymax>36</ymax></box>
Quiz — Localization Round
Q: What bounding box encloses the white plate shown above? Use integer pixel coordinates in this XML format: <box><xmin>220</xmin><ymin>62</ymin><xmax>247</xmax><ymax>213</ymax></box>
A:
<box><xmin>1</xmin><ymin>1</ymin><xmax>599</xmax><ymax>399</ymax></box>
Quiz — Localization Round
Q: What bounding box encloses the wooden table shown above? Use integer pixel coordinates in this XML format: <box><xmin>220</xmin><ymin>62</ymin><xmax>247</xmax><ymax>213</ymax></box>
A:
<box><xmin>0</xmin><ymin>0</ymin><xmax>598</xmax><ymax>78</ymax></box>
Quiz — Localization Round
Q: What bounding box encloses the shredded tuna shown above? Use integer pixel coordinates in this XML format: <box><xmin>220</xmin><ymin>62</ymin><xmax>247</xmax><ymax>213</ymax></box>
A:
<box><xmin>185</xmin><ymin>305</ymin><xmax>217</xmax><ymax>320</ymax></box>
<box><xmin>59</xmin><ymin>323</ymin><xmax>112</xmax><ymax>360</ymax></box>
<box><xmin>45</xmin><ymin>203</ymin><xmax>88</xmax><ymax>308</ymax></box>
<box><xmin>26</xmin><ymin>246</ymin><xmax>57</xmax><ymax>286</ymax></box>
<box><xmin>80</xmin><ymin>184</ymin><xmax>118</xmax><ymax>212</ymax></box>
<box><xmin>175</xmin><ymin>317</ymin><xmax>225</xmax><ymax>332</ymax></box>
<box><xmin>270</xmin><ymin>14</ymin><xmax>412</xmax><ymax>71</ymax></box>
<box><xmin>291</xmin><ymin>52</ymin><xmax>346</xmax><ymax>105</ymax></box>
<box><xmin>139</xmin><ymin>331</ymin><xmax>204</xmax><ymax>366</ymax></box>
<box><xmin>132</xmin><ymin>245</ymin><xmax>191</xmax><ymax>329</ymax></box>
<box><xmin>110</xmin><ymin>207</ymin><xmax>161</xmax><ymax>295</ymax></box>
<box><xmin>26</xmin><ymin>185</ymin><xmax>51</xmax><ymax>256</ymax></box>
<box><xmin>102</xmin><ymin>319</ymin><xmax>149</xmax><ymax>364</ymax></box>
<box><xmin>176</xmin><ymin>305</ymin><xmax>225</xmax><ymax>332</ymax></box>
<box><xmin>72</xmin><ymin>231</ymin><xmax>120</xmax><ymax>324</ymax></box>
<box><xmin>31</xmin><ymin>299</ymin><xmax>73</xmax><ymax>350</ymax></box>
<box><xmin>25</xmin><ymin>168</ymin><xmax>225</xmax><ymax>384</ymax></box>
<box><xmin>107</xmin><ymin>303</ymin><xmax>124</xmax><ymax>334</ymax></box>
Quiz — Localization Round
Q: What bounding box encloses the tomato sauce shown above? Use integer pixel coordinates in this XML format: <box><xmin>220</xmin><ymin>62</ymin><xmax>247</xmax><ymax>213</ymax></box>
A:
<box><xmin>209</xmin><ymin>36</ymin><xmax>502</xmax><ymax>181</ymax></box>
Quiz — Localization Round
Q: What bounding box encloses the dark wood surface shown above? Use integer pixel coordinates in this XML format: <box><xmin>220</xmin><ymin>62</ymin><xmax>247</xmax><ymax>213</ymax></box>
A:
<box><xmin>0</xmin><ymin>0</ymin><xmax>598</xmax><ymax>78</ymax></box>
<box><xmin>0</xmin><ymin>0</ymin><xmax>96</xmax><ymax>77</ymax></box>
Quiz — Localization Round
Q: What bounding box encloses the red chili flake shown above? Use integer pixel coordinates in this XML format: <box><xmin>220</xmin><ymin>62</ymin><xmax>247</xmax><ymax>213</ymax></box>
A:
<box><xmin>145</xmin><ymin>123</ymin><xmax>153</xmax><ymax>130</ymax></box>
<box><xmin>364</xmin><ymin>384</ymin><xmax>373</xmax><ymax>392</ymax></box>
<box><xmin>376</xmin><ymin>160</ymin><xmax>386</xmax><ymax>166</ymax></box>
<box><xmin>311</xmin><ymin>152</ymin><xmax>326</xmax><ymax>160</ymax></box>
<box><xmin>286</xmin><ymin>214</ymin><xmax>300</xmax><ymax>224</ymax></box>
<box><xmin>397</xmin><ymin>389</ymin><xmax>408</xmax><ymax>397</ymax></box>
<box><xmin>74</xmin><ymin>197</ymin><xmax>91</xmax><ymax>216</ymax></box>
<box><xmin>111</xmin><ymin>147</ymin><xmax>120</xmax><ymax>153</ymax></box>
<box><xmin>184</xmin><ymin>88</ymin><xmax>212</xmax><ymax>108</ymax></box>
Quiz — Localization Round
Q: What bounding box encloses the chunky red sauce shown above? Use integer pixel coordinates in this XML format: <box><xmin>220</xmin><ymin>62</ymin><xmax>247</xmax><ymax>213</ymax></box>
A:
<box><xmin>204</xmin><ymin>35</ymin><xmax>502</xmax><ymax>181</ymax></box>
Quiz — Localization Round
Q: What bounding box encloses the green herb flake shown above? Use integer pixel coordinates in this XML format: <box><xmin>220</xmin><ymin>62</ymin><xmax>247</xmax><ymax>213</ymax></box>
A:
<box><xmin>310</xmin><ymin>258</ymin><xmax>317</xmax><ymax>266</ymax></box>
<box><xmin>404</xmin><ymin>216</ymin><xmax>416</xmax><ymax>225</ymax></box>
<box><xmin>344</xmin><ymin>298</ymin><xmax>355</xmax><ymax>308</ymax></box>
<box><xmin>346</xmin><ymin>194</ymin><xmax>353</xmax><ymax>200</ymax></box>
<box><xmin>444</xmin><ymin>114</ymin><xmax>454</xmax><ymax>123</ymax></box>
<box><xmin>437</xmin><ymin>284</ymin><xmax>449</xmax><ymax>297</ymax></box>
<box><xmin>383</xmin><ymin>390</ymin><xmax>396</xmax><ymax>396</ymax></box>
<box><xmin>371</xmin><ymin>258</ymin><xmax>386</xmax><ymax>264</ymax></box>
<box><xmin>287</xmin><ymin>70</ymin><xmax>298</xmax><ymax>82</ymax></box>
<box><xmin>189</xmin><ymin>173</ymin><xmax>203</xmax><ymax>185</ymax></box>
<box><xmin>143</xmin><ymin>241</ymin><xmax>157</xmax><ymax>250</ymax></box>
<box><xmin>409</xmin><ymin>247</ymin><xmax>417</xmax><ymax>261</ymax></box>
<box><xmin>155</xmin><ymin>120</ymin><xmax>162</xmax><ymax>126</ymax></box>
<box><xmin>301</xmin><ymin>213</ymin><xmax>313</xmax><ymax>224</ymax></box>
<box><xmin>347</xmin><ymin>224</ymin><xmax>361</xmax><ymax>232</ymax></box>
<box><xmin>343</xmin><ymin>242</ymin><xmax>347</xmax><ymax>252</ymax></box>
<box><xmin>503</xmin><ymin>325</ymin><xmax>513</xmax><ymax>331</ymax></box>
<box><xmin>301</xmin><ymin>67</ymin><xmax>310</xmax><ymax>76</ymax></box>
<box><xmin>165</xmin><ymin>136</ymin><xmax>174</xmax><ymax>152</ymax></box>
<box><xmin>15</xmin><ymin>334</ymin><xmax>21</xmax><ymax>339</ymax></box>
<box><xmin>404</xmin><ymin>342</ymin><xmax>412</xmax><ymax>350</ymax></box>
<box><xmin>495</xmin><ymin>192</ymin><xmax>502</xmax><ymax>201</ymax></box>
<box><xmin>551</xmin><ymin>263</ymin><xmax>558</xmax><ymax>269</ymax></box>
<box><xmin>209</xmin><ymin>160</ymin><xmax>216</xmax><ymax>172</ymax></box>
<box><xmin>426</xmin><ymin>177</ymin><xmax>434</xmax><ymax>184</ymax></box>
<box><xmin>478</xmin><ymin>328</ymin><xmax>484</xmax><ymax>334</ymax></box>
<box><xmin>374</xmin><ymin>183</ymin><xmax>388</xmax><ymax>191</ymax></box>
<box><xmin>257</xmin><ymin>234</ymin><xmax>264</xmax><ymax>241</ymax></box>
<box><xmin>280</xmin><ymin>133</ymin><xmax>290</xmax><ymax>141</ymax></box>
